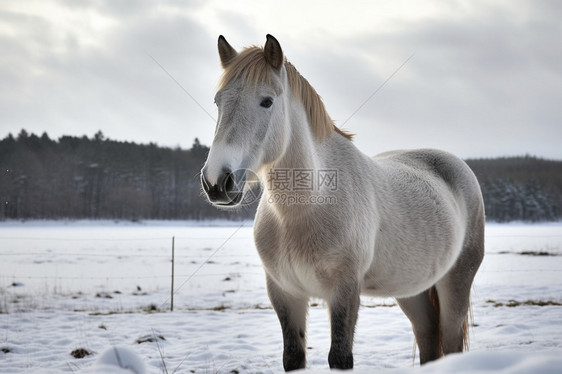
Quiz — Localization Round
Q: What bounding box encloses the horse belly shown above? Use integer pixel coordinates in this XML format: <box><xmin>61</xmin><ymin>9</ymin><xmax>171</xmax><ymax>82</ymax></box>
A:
<box><xmin>362</xmin><ymin>226</ymin><xmax>465</xmax><ymax>298</ymax></box>
<box><xmin>362</xmin><ymin>267</ymin><xmax>445</xmax><ymax>298</ymax></box>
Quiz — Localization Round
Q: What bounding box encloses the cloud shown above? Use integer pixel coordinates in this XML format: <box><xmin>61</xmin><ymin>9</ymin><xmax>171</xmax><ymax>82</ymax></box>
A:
<box><xmin>294</xmin><ymin>0</ymin><xmax>562</xmax><ymax>158</ymax></box>
<box><xmin>0</xmin><ymin>0</ymin><xmax>219</xmax><ymax>146</ymax></box>
<box><xmin>0</xmin><ymin>0</ymin><xmax>560</xmax><ymax>159</ymax></box>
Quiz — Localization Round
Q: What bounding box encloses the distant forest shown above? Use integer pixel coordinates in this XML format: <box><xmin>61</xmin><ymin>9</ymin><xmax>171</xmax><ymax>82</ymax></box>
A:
<box><xmin>0</xmin><ymin>130</ymin><xmax>250</xmax><ymax>221</ymax></box>
<box><xmin>1</xmin><ymin>130</ymin><xmax>561</xmax><ymax>222</ymax></box>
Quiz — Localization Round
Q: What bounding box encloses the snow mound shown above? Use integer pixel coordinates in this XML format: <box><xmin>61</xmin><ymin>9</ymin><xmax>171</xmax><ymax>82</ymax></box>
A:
<box><xmin>303</xmin><ymin>350</ymin><xmax>562</xmax><ymax>374</ymax></box>
<box><xmin>84</xmin><ymin>346</ymin><xmax>146</xmax><ymax>374</ymax></box>
<box><xmin>415</xmin><ymin>350</ymin><xmax>562</xmax><ymax>374</ymax></box>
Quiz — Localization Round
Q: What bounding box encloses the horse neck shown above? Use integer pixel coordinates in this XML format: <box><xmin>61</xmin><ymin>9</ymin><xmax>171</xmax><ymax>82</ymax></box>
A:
<box><xmin>272</xmin><ymin>97</ymin><xmax>322</xmax><ymax>172</ymax></box>
<box><xmin>258</xmin><ymin>96</ymin><xmax>335</xmax><ymax>221</ymax></box>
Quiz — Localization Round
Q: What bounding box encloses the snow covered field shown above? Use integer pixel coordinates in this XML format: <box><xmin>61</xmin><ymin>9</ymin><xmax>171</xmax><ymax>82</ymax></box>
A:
<box><xmin>1</xmin><ymin>221</ymin><xmax>561</xmax><ymax>373</ymax></box>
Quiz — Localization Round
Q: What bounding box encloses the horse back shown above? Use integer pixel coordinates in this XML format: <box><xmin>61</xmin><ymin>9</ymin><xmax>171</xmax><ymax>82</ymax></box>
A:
<box><xmin>373</xmin><ymin>148</ymin><xmax>482</xmax><ymax>214</ymax></box>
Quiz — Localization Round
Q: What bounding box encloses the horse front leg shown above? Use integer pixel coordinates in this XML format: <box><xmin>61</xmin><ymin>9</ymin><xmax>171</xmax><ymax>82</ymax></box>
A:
<box><xmin>328</xmin><ymin>279</ymin><xmax>360</xmax><ymax>370</ymax></box>
<box><xmin>266</xmin><ymin>275</ymin><xmax>309</xmax><ymax>371</ymax></box>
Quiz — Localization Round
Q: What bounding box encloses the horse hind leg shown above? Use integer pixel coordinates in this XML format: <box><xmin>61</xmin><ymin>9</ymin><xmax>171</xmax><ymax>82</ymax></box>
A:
<box><xmin>435</xmin><ymin>230</ymin><xmax>484</xmax><ymax>355</ymax></box>
<box><xmin>434</xmin><ymin>277</ymin><xmax>472</xmax><ymax>355</ymax></box>
<box><xmin>435</xmin><ymin>270</ymin><xmax>478</xmax><ymax>355</ymax></box>
<box><xmin>399</xmin><ymin>214</ymin><xmax>484</xmax><ymax>363</ymax></box>
<box><xmin>397</xmin><ymin>289</ymin><xmax>442</xmax><ymax>364</ymax></box>
<box><xmin>398</xmin><ymin>275</ymin><xmax>475</xmax><ymax>364</ymax></box>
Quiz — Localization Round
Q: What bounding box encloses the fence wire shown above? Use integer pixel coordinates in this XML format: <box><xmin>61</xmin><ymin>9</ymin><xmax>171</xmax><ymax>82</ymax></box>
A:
<box><xmin>1</xmin><ymin>232</ymin><xmax>561</xmax><ymax>283</ymax></box>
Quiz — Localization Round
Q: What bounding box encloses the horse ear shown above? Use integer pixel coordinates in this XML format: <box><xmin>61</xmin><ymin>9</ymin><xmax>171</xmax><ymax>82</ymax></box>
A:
<box><xmin>264</xmin><ymin>34</ymin><xmax>284</xmax><ymax>71</ymax></box>
<box><xmin>218</xmin><ymin>35</ymin><xmax>238</xmax><ymax>68</ymax></box>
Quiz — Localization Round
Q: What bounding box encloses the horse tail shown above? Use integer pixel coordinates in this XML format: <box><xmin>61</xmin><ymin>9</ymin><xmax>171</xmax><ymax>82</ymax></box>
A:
<box><xmin>428</xmin><ymin>286</ymin><xmax>443</xmax><ymax>356</ymax></box>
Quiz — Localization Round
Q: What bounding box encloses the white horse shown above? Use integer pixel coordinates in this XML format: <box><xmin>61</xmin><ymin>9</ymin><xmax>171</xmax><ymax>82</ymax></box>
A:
<box><xmin>201</xmin><ymin>34</ymin><xmax>484</xmax><ymax>371</ymax></box>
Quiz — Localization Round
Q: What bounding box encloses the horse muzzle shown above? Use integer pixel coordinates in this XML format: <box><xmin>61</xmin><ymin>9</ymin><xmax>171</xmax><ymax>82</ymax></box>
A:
<box><xmin>201</xmin><ymin>168</ymin><xmax>246</xmax><ymax>207</ymax></box>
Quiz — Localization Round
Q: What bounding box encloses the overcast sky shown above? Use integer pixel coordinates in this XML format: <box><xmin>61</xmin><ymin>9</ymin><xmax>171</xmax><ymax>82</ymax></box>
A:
<box><xmin>1</xmin><ymin>0</ymin><xmax>561</xmax><ymax>159</ymax></box>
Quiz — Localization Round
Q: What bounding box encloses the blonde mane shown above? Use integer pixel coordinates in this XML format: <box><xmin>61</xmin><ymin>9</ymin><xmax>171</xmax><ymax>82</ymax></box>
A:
<box><xmin>219</xmin><ymin>46</ymin><xmax>353</xmax><ymax>141</ymax></box>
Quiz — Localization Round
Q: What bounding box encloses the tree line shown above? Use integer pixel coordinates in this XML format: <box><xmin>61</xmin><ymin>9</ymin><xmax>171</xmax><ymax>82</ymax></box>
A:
<box><xmin>0</xmin><ymin>130</ymin><xmax>253</xmax><ymax>221</ymax></box>
<box><xmin>1</xmin><ymin>130</ymin><xmax>560</xmax><ymax>222</ymax></box>
<box><xmin>466</xmin><ymin>156</ymin><xmax>562</xmax><ymax>222</ymax></box>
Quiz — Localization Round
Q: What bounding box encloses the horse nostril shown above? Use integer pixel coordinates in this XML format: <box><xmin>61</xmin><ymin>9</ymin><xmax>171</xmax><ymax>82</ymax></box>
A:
<box><xmin>201</xmin><ymin>168</ymin><xmax>245</xmax><ymax>206</ymax></box>
<box><xmin>223</xmin><ymin>172</ymin><xmax>236</xmax><ymax>193</ymax></box>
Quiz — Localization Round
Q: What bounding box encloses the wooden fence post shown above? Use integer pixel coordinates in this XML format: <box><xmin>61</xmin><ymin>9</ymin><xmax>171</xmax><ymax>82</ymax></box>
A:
<box><xmin>171</xmin><ymin>236</ymin><xmax>175</xmax><ymax>311</ymax></box>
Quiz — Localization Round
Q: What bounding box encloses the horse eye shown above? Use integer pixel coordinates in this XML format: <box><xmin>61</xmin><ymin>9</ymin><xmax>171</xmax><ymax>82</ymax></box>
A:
<box><xmin>260</xmin><ymin>98</ymin><xmax>273</xmax><ymax>108</ymax></box>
